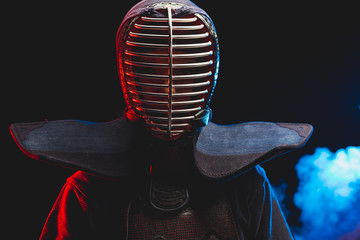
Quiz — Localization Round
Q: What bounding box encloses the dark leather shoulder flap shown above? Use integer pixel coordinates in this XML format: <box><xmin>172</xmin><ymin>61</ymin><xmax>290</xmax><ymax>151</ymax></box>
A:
<box><xmin>194</xmin><ymin>121</ymin><xmax>313</xmax><ymax>181</ymax></box>
<box><xmin>10</xmin><ymin>117</ymin><xmax>137</xmax><ymax>178</ymax></box>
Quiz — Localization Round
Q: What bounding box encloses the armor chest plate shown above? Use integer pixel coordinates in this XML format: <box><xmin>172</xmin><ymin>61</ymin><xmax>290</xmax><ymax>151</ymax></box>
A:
<box><xmin>127</xmin><ymin>196</ymin><xmax>240</xmax><ymax>240</ymax></box>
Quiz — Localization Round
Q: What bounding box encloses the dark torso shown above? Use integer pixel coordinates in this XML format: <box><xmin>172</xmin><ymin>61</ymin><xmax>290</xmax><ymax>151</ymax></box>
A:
<box><xmin>40</xmin><ymin>164</ymin><xmax>284</xmax><ymax>240</ymax></box>
<box><xmin>68</xmin><ymin>170</ymin><xmax>242</xmax><ymax>240</ymax></box>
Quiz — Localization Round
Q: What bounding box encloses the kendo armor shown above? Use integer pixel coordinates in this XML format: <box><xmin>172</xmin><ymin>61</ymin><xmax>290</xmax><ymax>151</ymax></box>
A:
<box><xmin>9</xmin><ymin>0</ymin><xmax>312</xmax><ymax>181</ymax></box>
<box><xmin>10</xmin><ymin>1</ymin><xmax>313</xmax><ymax>239</ymax></box>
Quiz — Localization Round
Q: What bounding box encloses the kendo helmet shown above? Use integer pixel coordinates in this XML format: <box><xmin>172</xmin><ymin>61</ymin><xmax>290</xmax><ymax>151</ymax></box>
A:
<box><xmin>116</xmin><ymin>0</ymin><xmax>219</xmax><ymax>141</ymax></box>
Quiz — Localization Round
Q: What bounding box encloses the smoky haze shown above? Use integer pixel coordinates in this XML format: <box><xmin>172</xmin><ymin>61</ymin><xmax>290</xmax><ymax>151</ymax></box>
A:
<box><xmin>291</xmin><ymin>147</ymin><xmax>360</xmax><ymax>239</ymax></box>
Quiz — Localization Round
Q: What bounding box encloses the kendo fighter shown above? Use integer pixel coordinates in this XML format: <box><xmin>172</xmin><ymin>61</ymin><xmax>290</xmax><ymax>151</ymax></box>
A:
<box><xmin>10</xmin><ymin>0</ymin><xmax>312</xmax><ymax>239</ymax></box>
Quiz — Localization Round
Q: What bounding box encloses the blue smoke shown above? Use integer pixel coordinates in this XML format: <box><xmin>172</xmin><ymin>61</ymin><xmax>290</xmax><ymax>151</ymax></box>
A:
<box><xmin>293</xmin><ymin>146</ymin><xmax>360</xmax><ymax>240</ymax></box>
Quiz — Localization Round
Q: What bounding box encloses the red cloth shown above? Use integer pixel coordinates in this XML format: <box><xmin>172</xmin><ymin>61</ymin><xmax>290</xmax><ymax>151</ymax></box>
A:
<box><xmin>40</xmin><ymin>172</ymin><xmax>90</xmax><ymax>239</ymax></box>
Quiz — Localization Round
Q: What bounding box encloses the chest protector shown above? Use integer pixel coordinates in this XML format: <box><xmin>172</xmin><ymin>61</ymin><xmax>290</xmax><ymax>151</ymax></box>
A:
<box><xmin>127</xmin><ymin>196</ymin><xmax>239</xmax><ymax>240</ymax></box>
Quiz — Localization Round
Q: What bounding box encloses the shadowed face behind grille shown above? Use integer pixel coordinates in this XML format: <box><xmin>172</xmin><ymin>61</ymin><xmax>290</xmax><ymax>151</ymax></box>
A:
<box><xmin>118</xmin><ymin>7</ymin><xmax>219</xmax><ymax>140</ymax></box>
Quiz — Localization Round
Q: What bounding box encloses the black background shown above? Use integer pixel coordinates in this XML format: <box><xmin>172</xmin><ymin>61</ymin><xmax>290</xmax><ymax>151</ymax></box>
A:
<box><xmin>4</xmin><ymin>1</ymin><xmax>360</xmax><ymax>238</ymax></box>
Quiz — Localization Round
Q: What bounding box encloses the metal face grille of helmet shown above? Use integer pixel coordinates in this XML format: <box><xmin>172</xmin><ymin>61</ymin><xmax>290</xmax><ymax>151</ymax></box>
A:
<box><xmin>118</xmin><ymin>6</ymin><xmax>219</xmax><ymax>141</ymax></box>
